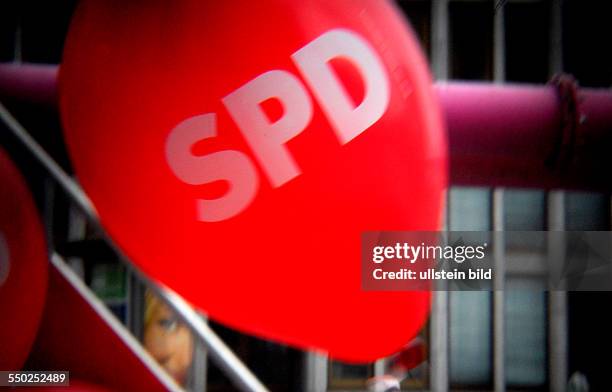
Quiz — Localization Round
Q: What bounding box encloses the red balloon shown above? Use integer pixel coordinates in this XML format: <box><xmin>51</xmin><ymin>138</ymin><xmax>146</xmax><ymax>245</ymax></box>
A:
<box><xmin>0</xmin><ymin>148</ymin><xmax>48</xmax><ymax>369</ymax></box>
<box><xmin>60</xmin><ymin>0</ymin><xmax>447</xmax><ymax>361</ymax></box>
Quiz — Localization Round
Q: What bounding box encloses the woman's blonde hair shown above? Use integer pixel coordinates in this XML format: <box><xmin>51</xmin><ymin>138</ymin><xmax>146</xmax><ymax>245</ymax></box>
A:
<box><xmin>144</xmin><ymin>289</ymin><xmax>164</xmax><ymax>329</ymax></box>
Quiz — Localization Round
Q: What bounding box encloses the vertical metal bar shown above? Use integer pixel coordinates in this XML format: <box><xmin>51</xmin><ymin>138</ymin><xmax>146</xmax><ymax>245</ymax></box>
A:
<box><xmin>373</xmin><ymin>358</ymin><xmax>386</xmax><ymax>377</ymax></box>
<box><xmin>492</xmin><ymin>189</ymin><xmax>505</xmax><ymax>392</ymax></box>
<box><xmin>549</xmin><ymin>0</ymin><xmax>564</xmax><ymax>77</ymax></box>
<box><xmin>303</xmin><ymin>352</ymin><xmax>328</xmax><ymax>392</ymax></box>
<box><xmin>430</xmin><ymin>289</ymin><xmax>449</xmax><ymax>392</ymax></box>
<box><xmin>190</xmin><ymin>316</ymin><xmax>209</xmax><ymax>392</ymax></box>
<box><xmin>493</xmin><ymin>4</ymin><xmax>506</xmax><ymax>84</ymax></box>
<box><xmin>548</xmin><ymin>2</ymin><xmax>568</xmax><ymax>391</ymax></box>
<box><xmin>492</xmin><ymin>4</ymin><xmax>506</xmax><ymax>392</ymax></box>
<box><xmin>13</xmin><ymin>15</ymin><xmax>22</xmax><ymax>63</ymax></box>
<box><xmin>126</xmin><ymin>273</ymin><xmax>145</xmax><ymax>339</ymax></box>
<box><xmin>66</xmin><ymin>205</ymin><xmax>86</xmax><ymax>279</ymax></box>
<box><xmin>431</xmin><ymin>1</ymin><xmax>449</xmax><ymax>391</ymax></box>
<box><xmin>431</xmin><ymin>0</ymin><xmax>449</xmax><ymax>81</ymax></box>
<box><xmin>547</xmin><ymin>192</ymin><xmax>567</xmax><ymax>392</ymax></box>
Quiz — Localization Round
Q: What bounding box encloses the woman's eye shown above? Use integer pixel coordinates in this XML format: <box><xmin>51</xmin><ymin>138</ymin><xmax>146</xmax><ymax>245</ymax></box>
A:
<box><xmin>158</xmin><ymin>317</ymin><xmax>178</xmax><ymax>332</ymax></box>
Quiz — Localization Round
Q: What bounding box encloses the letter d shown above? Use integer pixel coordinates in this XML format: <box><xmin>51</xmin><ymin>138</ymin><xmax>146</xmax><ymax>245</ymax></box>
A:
<box><xmin>292</xmin><ymin>28</ymin><xmax>390</xmax><ymax>145</ymax></box>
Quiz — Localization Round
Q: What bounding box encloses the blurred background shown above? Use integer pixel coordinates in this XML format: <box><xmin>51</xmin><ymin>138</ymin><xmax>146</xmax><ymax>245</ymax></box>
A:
<box><xmin>1</xmin><ymin>1</ymin><xmax>611</xmax><ymax>391</ymax></box>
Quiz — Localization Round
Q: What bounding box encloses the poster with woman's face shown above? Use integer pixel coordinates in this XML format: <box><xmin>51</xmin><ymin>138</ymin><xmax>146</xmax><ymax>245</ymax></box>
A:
<box><xmin>143</xmin><ymin>290</ymin><xmax>194</xmax><ymax>386</ymax></box>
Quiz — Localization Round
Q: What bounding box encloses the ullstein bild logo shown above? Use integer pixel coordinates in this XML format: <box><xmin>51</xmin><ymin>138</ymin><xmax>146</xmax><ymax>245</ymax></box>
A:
<box><xmin>363</xmin><ymin>232</ymin><xmax>493</xmax><ymax>291</ymax></box>
<box><xmin>362</xmin><ymin>231</ymin><xmax>612</xmax><ymax>291</ymax></box>
<box><xmin>165</xmin><ymin>28</ymin><xmax>390</xmax><ymax>222</ymax></box>
<box><xmin>371</xmin><ymin>241</ymin><xmax>491</xmax><ymax>282</ymax></box>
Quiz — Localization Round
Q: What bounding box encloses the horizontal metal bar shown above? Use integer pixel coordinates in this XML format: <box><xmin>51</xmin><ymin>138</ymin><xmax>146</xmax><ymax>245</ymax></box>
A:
<box><xmin>0</xmin><ymin>100</ymin><xmax>269</xmax><ymax>392</ymax></box>
<box><xmin>2</xmin><ymin>63</ymin><xmax>611</xmax><ymax>191</ymax></box>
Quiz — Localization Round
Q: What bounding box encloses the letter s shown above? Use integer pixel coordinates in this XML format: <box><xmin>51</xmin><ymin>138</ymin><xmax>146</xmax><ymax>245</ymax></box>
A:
<box><xmin>165</xmin><ymin>114</ymin><xmax>259</xmax><ymax>222</ymax></box>
<box><xmin>476</xmin><ymin>246</ymin><xmax>486</xmax><ymax>259</ymax></box>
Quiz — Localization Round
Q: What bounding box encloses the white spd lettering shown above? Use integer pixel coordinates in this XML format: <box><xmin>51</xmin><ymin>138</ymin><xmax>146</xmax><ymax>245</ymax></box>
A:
<box><xmin>166</xmin><ymin>28</ymin><xmax>390</xmax><ymax>222</ymax></box>
<box><xmin>292</xmin><ymin>29</ymin><xmax>390</xmax><ymax>144</ymax></box>
<box><xmin>0</xmin><ymin>231</ymin><xmax>10</xmax><ymax>287</ymax></box>
<box><xmin>223</xmin><ymin>70</ymin><xmax>313</xmax><ymax>188</ymax></box>
<box><xmin>165</xmin><ymin>114</ymin><xmax>259</xmax><ymax>222</ymax></box>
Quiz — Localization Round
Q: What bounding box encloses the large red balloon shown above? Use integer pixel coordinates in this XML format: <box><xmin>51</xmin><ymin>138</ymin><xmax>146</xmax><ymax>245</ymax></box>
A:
<box><xmin>60</xmin><ymin>0</ymin><xmax>447</xmax><ymax>361</ymax></box>
<box><xmin>0</xmin><ymin>148</ymin><xmax>48</xmax><ymax>369</ymax></box>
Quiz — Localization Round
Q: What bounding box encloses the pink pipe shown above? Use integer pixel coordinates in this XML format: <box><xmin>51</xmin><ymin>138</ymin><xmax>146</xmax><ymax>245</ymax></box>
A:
<box><xmin>1</xmin><ymin>64</ymin><xmax>611</xmax><ymax>191</ymax></box>
<box><xmin>0</xmin><ymin>63</ymin><xmax>58</xmax><ymax>107</ymax></box>
<box><xmin>438</xmin><ymin>82</ymin><xmax>612</xmax><ymax>191</ymax></box>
